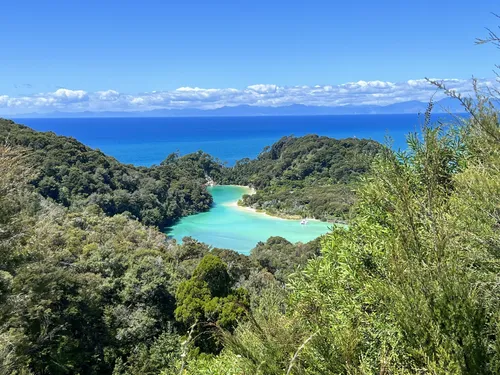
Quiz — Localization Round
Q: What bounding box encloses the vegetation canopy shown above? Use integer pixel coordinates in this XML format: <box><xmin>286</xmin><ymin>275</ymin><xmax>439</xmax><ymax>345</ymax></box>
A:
<box><xmin>222</xmin><ymin>134</ymin><xmax>382</xmax><ymax>221</ymax></box>
<box><xmin>0</xmin><ymin>24</ymin><xmax>499</xmax><ymax>375</ymax></box>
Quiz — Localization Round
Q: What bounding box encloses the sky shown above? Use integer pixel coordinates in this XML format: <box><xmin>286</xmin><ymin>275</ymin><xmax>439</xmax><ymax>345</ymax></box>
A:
<box><xmin>1</xmin><ymin>0</ymin><xmax>499</xmax><ymax>114</ymax></box>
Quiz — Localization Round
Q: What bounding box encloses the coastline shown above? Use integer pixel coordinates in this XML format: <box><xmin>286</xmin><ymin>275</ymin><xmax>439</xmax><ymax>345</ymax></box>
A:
<box><xmin>219</xmin><ymin>184</ymin><xmax>284</xmax><ymax>220</ymax></box>
<box><xmin>211</xmin><ymin>184</ymin><xmax>345</xmax><ymax>225</ymax></box>
<box><xmin>222</xmin><ymin>185</ymin><xmax>322</xmax><ymax>222</ymax></box>
<box><xmin>224</xmin><ymin>201</ymin><xmax>293</xmax><ymax>221</ymax></box>
<box><xmin>231</xmin><ymin>184</ymin><xmax>256</xmax><ymax>195</ymax></box>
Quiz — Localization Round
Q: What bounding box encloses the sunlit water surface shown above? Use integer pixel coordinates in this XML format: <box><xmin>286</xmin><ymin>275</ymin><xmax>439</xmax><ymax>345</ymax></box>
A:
<box><xmin>166</xmin><ymin>185</ymin><xmax>333</xmax><ymax>254</ymax></box>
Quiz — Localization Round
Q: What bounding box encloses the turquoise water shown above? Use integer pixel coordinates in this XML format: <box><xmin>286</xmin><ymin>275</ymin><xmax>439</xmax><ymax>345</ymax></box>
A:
<box><xmin>166</xmin><ymin>185</ymin><xmax>332</xmax><ymax>254</ymax></box>
<box><xmin>16</xmin><ymin>115</ymin><xmax>437</xmax><ymax>253</ymax></box>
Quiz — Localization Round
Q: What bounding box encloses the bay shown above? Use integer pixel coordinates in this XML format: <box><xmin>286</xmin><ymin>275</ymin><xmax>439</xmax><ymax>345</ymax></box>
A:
<box><xmin>13</xmin><ymin>114</ymin><xmax>455</xmax><ymax>253</ymax></box>
<box><xmin>165</xmin><ymin>185</ymin><xmax>332</xmax><ymax>254</ymax></box>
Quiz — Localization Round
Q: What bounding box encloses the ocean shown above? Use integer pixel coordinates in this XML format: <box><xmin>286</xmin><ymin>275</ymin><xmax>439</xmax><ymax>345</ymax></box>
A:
<box><xmin>12</xmin><ymin>114</ymin><xmax>452</xmax><ymax>166</ymax></box>
<box><xmin>13</xmin><ymin>114</ymin><xmax>460</xmax><ymax>252</ymax></box>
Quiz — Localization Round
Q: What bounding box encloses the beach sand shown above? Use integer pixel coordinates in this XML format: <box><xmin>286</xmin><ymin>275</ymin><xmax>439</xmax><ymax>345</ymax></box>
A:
<box><xmin>222</xmin><ymin>186</ymin><xmax>320</xmax><ymax>222</ymax></box>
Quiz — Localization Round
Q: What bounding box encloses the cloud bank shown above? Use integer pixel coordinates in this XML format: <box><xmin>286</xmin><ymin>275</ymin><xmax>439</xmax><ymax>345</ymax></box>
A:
<box><xmin>0</xmin><ymin>78</ymin><xmax>496</xmax><ymax>115</ymax></box>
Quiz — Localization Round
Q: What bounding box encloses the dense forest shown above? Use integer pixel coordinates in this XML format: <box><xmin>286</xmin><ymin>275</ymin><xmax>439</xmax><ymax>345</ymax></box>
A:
<box><xmin>0</xmin><ymin>119</ymin><xmax>225</xmax><ymax>229</ymax></box>
<box><xmin>1</xmin><ymin>86</ymin><xmax>498</xmax><ymax>374</ymax></box>
<box><xmin>222</xmin><ymin>135</ymin><xmax>382</xmax><ymax>221</ymax></box>
<box><xmin>0</xmin><ymin>147</ymin><xmax>320</xmax><ymax>374</ymax></box>
<box><xmin>1</xmin><ymin>31</ymin><xmax>499</xmax><ymax>374</ymax></box>
<box><xmin>0</xmin><ymin>119</ymin><xmax>380</xmax><ymax>227</ymax></box>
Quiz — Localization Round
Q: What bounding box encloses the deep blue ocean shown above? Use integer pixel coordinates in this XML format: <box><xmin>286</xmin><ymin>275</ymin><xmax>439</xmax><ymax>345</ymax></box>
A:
<box><xmin>14</xmin><ymin>114</ymin><xmax>454</xmax><ymax>166</ymax></box>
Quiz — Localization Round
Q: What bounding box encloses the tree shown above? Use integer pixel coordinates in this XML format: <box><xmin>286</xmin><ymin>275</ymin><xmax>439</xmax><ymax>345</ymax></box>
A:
<box><xmin>192</xmin><ymin>254</ymin><xmax>231</xmax><ymax>297</ymax></box>
<box><xmin>175</xmin><ymin>255</ymin><xmax>249</xmax><ymax>354</ymax></box>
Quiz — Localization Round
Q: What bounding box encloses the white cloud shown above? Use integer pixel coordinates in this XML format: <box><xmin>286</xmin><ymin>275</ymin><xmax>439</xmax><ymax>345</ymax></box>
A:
<box><xmin>247</xmin><ymin>84</ymin><xmax>278</xmax><ymax>93</ymax></box>
<box><xmin>130</xmin><ymin>97</ymin><xmax>145</xmax><ymax>105</ymax></box>
<box><xmin>52</xmin><ymin>88</ymin><xmax>89</xmax><ymax>102</ymax></box>
<box><xmin>0</xmin><ymin>78</ymin><xmax>497</xmax><ymax>115</ymax></box>
<box><xmin>96</xmin><ymin>90</ymin><xmax>120</xmax><ymax>101</ymax></box>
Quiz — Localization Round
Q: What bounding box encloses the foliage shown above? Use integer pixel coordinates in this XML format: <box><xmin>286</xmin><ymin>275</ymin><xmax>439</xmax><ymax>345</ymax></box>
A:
<box><xmin>196</xmin><ymin>94</ymin><xmax>500</xmax><ymax>374</ymax></box>
<box><xmin>0</xmin><ymin>119</ymin><xmax>224</xmax><ymax>229</ymax></box>
<box><xmin>192</xmin><ymin>254</ymin><xmax>232</xmax><ymax>297</ymax></box>
<box><xmin>0</xmin><ymin>158</ymin><xmax>236</xmax><ymax>375</ymax></box>
<box><xmin>0</xmin><ymin>200</ymin><xmax>182</xmax><ymax>374</ymax></box>
<box><xmin>182</xmin><ymin>285</ymin><xmax>308</xmax><ymax>375</ymax></box>
<box><xmin>221</xmin><ymin>135</ymin><xmax>382</xmax><ymax>221</ymax></box>
<box><xmin>175</xmin><ymin>254</ymin><xmax>250</xmax><ymax>354</ymax></box>
<box><xmin>250</xmin><ymin>236</ymin><xmax>322</xmax><ymax>282</ymax></box>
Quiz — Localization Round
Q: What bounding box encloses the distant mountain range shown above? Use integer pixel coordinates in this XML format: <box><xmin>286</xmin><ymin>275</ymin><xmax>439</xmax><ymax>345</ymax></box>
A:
<box><xmin>11</xmin><ymin>98</ymin><xmax>466</xmax><ymax>118</ymax></box>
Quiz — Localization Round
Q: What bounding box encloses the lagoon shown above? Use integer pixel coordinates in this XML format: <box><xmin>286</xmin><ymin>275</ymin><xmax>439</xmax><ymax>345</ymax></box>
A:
<box><xmin>166</xmin><ymin>185</ymin><xmax>332</xmax><ymax>254</ymax></box>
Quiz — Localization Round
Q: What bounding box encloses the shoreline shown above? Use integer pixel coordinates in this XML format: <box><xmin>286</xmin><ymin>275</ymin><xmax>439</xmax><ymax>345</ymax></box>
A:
<box><xmin>231</xmin><ymin>184</ymin><xmax>256</xmax><ymax>195</ymax></box>
<box><xmin>207</xmin><ymin>183</ymin><xmax>256</xmax><ymax>193</ymax></box>
<box><xmin>224</xmin><ymin>201</ymin><xmax>293</xmax><ymax>221</ymax></box>
<box><xmin>211</xmin><ymin>184</ymin><xmax>345</xmax><ymax>225</ymax></box>
<box><xmin>221</xmin><ymin>185</ymin><xmax>322</xmax><ymax>222</ymax></box>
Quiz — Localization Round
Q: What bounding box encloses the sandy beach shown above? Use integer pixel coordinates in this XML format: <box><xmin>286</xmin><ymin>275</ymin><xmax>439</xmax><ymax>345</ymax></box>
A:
<box><xmin>222</xmin><ymin>185</ymin><xmax>321</xmax><ymax>222</ymax></box>
<box><xmin>220</xmin><ymin>184</ymin><xmax>284</xmax><ymax>220</ymax></box>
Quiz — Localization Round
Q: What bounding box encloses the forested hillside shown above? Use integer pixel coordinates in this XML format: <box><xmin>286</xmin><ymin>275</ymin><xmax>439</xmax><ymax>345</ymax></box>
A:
<box><xmin>2</xmin><ymin>86</ymin><xmax>498</xmax><ymax>374</ymax></box>
<box><xmin>0</xmin><ymin>118</ymin><xmax>381</xmax><ymax>229</ymax></box>
<box><xmin>0</xmin><ymin>119</ymin><xmax>224</xmax><ymax>229</ymax></box>
<box><xmin>222</xmin><ymin>135</ymin><xmax>382</xmax><ymax>221</ymax></box>
<box><xmin>180</xmin><ymin>89</ymin><xmax>500</xmax><ymax>373</ymax></box>
<box><xmin>0</xmin><ymin>141</ymin><xmax>319</xmax><ymax>373</ymax></box>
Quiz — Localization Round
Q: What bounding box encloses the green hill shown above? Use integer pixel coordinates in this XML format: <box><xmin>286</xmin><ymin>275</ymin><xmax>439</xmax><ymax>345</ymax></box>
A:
<box><xmin>223</xmin><ymin>134</ymin><xmax>383</xmax><ymax>221</ymax></box>
<box><xmin>0</xmin><ymin>118</ymin><xmax>224</xmax><ymax>229</ymax></box>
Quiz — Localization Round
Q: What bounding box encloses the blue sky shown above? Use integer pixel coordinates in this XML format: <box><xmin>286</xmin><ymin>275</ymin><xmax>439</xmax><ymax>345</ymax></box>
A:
<box><xmin>1</xmin><ymin>0</ymin><xmax>498</xmax><ymax>114</ymax></box>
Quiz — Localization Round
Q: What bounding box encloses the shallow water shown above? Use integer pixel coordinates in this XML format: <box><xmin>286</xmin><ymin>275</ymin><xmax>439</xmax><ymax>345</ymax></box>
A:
<box><xmin>166</xmin><ymin>185</ymin><xmax>332</xmax><ymax>254</ymax></box>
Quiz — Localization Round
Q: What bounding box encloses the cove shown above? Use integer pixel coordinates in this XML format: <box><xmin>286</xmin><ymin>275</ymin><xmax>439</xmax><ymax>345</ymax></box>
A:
<box><xmin>166</xmin><ymin>185</ymin><xmax>332</xmax><ymax>254</ymax></box>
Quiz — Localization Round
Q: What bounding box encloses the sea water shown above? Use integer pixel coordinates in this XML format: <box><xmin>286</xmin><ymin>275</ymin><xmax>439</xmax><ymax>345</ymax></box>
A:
<box><xmin>15</xmin><ymin>114</ymin><xmax>444</xmax><ymax>166</ymax></box>
<box><xmin>15</xmin><ymin>114</ymin><xmax>454</xmax><ymax>253</ymax></box>
<box><xmin>165</xmin><ymin>185</ymin><xmax>332</xmax><ymax>254</ymax></box>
